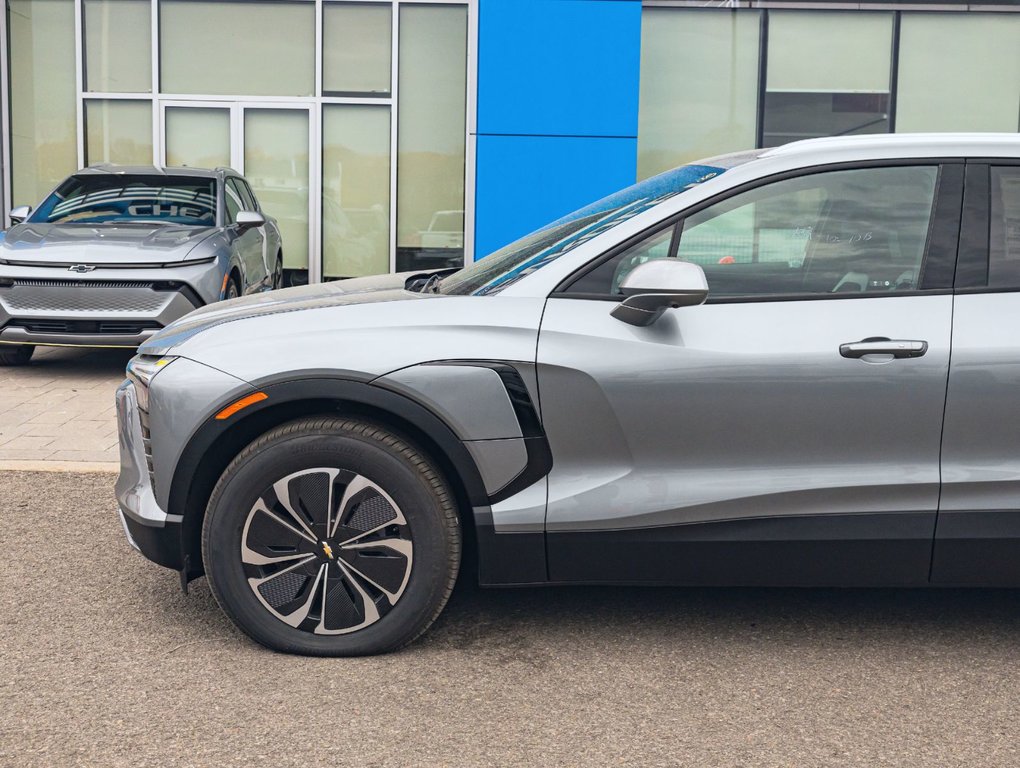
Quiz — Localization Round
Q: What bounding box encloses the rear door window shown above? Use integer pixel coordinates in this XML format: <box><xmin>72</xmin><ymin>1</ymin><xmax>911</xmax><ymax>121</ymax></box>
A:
<box><xmin>988</xmin><ymin>167</ymin><xmax>1020</xmax><ymax>288</ymax></box>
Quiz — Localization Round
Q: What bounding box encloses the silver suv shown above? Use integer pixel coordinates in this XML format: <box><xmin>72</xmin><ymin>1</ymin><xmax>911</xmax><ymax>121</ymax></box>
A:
<box><xmin>0</xmin><ymin>165</ymin><xmax>283</xmax><ymax>365</ymax></box>
<box><xmin>117</xmin><ymin>134</ymin><xmax>1020</xmax><ymax>656</ymax></box>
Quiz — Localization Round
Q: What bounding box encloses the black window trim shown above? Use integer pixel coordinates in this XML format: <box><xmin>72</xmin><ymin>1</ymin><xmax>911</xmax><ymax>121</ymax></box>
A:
<box><xmin>552</xmin><ymin>157</ymin><xmax>966</xmax><ymax>306</ymax></box>
<box><xmin>953</xmin><ymin>158</ymin><xmax>1020</xmax><ymax>295</ymax></box>
<box><xmin>224</xmin><ymin>178</ymin><xmax>246</xmax><ymax>225</ymax></box>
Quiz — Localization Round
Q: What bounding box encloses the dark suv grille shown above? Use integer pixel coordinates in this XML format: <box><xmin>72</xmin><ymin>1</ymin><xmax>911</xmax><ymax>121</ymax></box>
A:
<box><xmin>9</xmin><ymin>320</ymin><xmax>161</xmax><ymax>335</ymax></box>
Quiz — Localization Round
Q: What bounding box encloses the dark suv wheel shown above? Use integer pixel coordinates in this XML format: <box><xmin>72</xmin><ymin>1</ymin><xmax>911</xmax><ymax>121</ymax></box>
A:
<box><xmin>202</xmin><ymin>416</ymin><xmax>461</xmax><ymax>655</ymax></box>
<box><xmin>0</xmin><ymin>344</ymin><xmax>34</xmax><ymax>366</ymax></box>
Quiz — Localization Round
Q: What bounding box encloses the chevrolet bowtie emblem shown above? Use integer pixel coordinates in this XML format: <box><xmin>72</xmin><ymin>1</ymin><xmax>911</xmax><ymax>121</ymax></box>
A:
<box><xmin>321</xmin><ymin>542</ymin><xmax>334</xmax><ymax>559</ymax></box>
<box><xmin>68</xmin><ymin>264</ymin><xmax>96</xmax><ymax>273</ymax></box>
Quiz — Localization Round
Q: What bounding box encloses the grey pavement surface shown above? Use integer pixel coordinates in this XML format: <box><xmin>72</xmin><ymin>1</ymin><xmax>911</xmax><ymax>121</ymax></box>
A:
<box><xmin>3</xmin><ymin>471</ymin><xmax>1020</xmax><ymax>767</ymax></box>
<box><xmin>0</xmin><ymin>347</ymin><xmax>130</xmax><ymax>465</ymax></box>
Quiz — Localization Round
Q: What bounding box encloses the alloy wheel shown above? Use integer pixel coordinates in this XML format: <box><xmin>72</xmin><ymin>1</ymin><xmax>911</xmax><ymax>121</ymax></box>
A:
<box><xmin>240</xmin><ymin>467</ymin><xmax>413</xmax><ymax>635</ymax></box>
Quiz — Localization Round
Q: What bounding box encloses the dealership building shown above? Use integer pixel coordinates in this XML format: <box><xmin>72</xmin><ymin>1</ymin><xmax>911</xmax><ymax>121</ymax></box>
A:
<box><xmin>2</xmin><ymin>0</ymin><xmax>1018</xmax><ymax>285</ymax></box>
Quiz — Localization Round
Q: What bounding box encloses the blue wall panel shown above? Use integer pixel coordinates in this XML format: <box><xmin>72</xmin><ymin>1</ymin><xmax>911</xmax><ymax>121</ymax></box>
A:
<box><xmin>473</xmin><ymin>0</ymin><xmax>643</xmax><ymax>258</ymax></box>
<box><xmin>474</xmin><ymin>134</ymin><xmax>637</xmax><ymax>257</ymax></box>
<box><xmin>477</xmin><ymin>0</ymin><xmax>642</xmax><ymax>138</ymax></box>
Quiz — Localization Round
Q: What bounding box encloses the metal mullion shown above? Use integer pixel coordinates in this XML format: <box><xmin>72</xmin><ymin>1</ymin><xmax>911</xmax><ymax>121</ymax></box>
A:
<box><xmin>463</xmin><ymin>0</ymin><xmax>477</xmax><ymax>263</ymax></box>
<box><xmin>312</xmin><ymin>0</ymin><xmax>322</xmax><ymax>283</ymax></box>
<box><xmin>157</xmin><ymin>93</ymin><xmax>318</xmax><ymax>104</ymax></box>
<box><xmin>150</xmin><ymin>0</ymin><xmax>159</xmax><ymax>164</ymax></box>
<box><xmin>321</xmin><ymin>95</ymin><xmax>393</xmax><ymax>105</ymax></box>
<box><xmin>1</xmin><ymin>0</ymin><xmax>12</xmax><ymax>221</ymax></box>
<box><xmin>389</xmin><ymin>1</ymin><xmax>399</xmax><ymax>274</ymax></box>
<box><xmin>74</xmin><ymin>0</ymin><xmax>85</xmax><ymax>167</ymax></box>
<box><xmin>888</xmin><ymin>11</ymin><xmax>901</xmax><ymax>133</ymax></box>
<box><xmin>754</xmin><ymin>9</ymin><xmax>768</xmax><ymax>150</ymax></box>
<box><xmin>80</xmin><ymin>91</ymin><xmax>154</xmax><ymax>100</ymax></box>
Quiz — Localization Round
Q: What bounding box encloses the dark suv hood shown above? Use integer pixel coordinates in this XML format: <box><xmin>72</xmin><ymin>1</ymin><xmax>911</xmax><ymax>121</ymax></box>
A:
<box><xmin>1</xmin><ymin>222</ymin><xmax>215</xmax><ymax>266</ymax></box>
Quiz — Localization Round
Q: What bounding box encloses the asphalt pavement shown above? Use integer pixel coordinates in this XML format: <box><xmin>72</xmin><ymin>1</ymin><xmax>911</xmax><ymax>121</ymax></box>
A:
<box><xmin>3</xmin><ymin>470</ymin><xmax>1020</xmax><ymax>767</ymax></box>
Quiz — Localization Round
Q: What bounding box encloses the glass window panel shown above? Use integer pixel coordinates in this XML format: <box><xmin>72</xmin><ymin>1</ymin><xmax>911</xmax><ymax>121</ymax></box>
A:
<box><xmin>323</xmin><ymin>2</ymin><xmax>391</xmax><ymax>96</ymax></box>
<box><xmin>767</xmin><ymin>12</ymin><xmax>892</xmax><ymax>93</ymax></box>
<box><xmin>989</xmin><ymin>168</ymin><xmax>1020</xmax><ymax>289</ymax></box>
<box><xmin>764</xmin><ymin>12</ymin><xmax>892</xmax><ymax>147</ymax></box>
<box><xmin>396</xmin><ymin>5</ymin><xmax>467</xmax><ymax>272</ymax></box>
<box><xmin>322</xmin><ymin>105</ymin><xmax>391</xmax><ymax>279</ymax></box>
<box><xmin>165</xmin><ymin>107</ymin><xmax>231</xmax><ymax>168</ymax></box>
<box><xmin>9</xmin><ymin>0</ymin><xmax>77</xmax><ymax>207</ymax></box>
<box><xmin>225</xmin><ymin>179</ymin><xmax>244</xmax><ymax>224</ymax></box>
<box><xmin>896</xmin><ymin>14</ymin><xmax>1020</xmax><ymax>133</ymax></box>
<box><xmin>637</xmin><ymin>9</ymin><xmax>760</xmax><ymax>180</ymax></box>
<box><xmin>675</xmin><ymin>166</ymin><xmax>938</xmax><ymax>298</ymax></box>
<box><xmin>244</xmin><ymin>109</ymin><xmax>310</xmax><ymax>283</ymax></box>
<box><xmin>85</xmin><ymin>100</ymin><xmax>153</xmax><ymax>166</ymax></box>
<box><xmin>160</xmin><ymin>0</ymin><xmax>314</xmax><ymax>97</ymax></box>
<box><xmin>84</xmin><ymin>0</ymin><xmax>151</xmax><ymax>93</ymax></box>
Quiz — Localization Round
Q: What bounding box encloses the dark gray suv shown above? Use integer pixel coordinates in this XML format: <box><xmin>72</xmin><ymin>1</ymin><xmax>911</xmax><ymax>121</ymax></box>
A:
<box><xmin>0</xmin><ymin>165</ymin><xmax>283</xmax><ymax>365</ymax></box>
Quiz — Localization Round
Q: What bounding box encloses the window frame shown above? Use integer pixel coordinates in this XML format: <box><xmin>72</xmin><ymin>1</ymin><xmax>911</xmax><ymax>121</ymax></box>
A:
<box><xmin>224</xmin><ymin>177</ymin><xmax>246</xmax><ymax>225</ymax></box>
<box><xmin>955</xmin><ymin>159</ymin><xmax>1020</xmax><ymax>295</ymax></box>
<box><xmin>554</xmin><ymin>158</ymin><xmax>964</xmax><ymax>304</ymax></box>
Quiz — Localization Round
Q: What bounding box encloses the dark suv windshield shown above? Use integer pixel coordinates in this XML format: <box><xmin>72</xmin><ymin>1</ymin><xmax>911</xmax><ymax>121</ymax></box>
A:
<box><xmin>31</xmin><ymin>174</ymin><xmax>217</xmax><ymax>226</ymax></box>
<box><xmin>439</xmin><ymin>155</ymin><xmax>758</xmax><ymax>296</ymax></box>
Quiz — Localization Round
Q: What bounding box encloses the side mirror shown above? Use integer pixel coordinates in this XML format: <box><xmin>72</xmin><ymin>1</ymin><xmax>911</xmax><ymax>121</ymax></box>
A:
<box><xmin>9</xmin><ymin>206</ymin><xmax>31</xmax><ymax>225</ymax></box>
<box><xmin>611</xmin><ymin>260</ymin><xmax>708</xmax><ymax>327</ymax></box>
<box><xmin>235</xmin><ymin>210</ymin><xmax>265</xmax><ymax>231</ymax></box>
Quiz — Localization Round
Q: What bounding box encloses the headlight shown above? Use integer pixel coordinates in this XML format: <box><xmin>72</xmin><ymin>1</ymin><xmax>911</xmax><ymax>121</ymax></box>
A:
<box><xmin>125</xmin><ymin>355</ymin><xmax>177</xmax><ymax>410</ymax></box>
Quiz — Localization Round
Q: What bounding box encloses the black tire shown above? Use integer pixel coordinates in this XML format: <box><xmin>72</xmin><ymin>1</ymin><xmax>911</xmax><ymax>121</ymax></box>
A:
<box><xmin>0</xmin><ymin>345</ymin><xmax>34</xmax><ymax>366</ymax></box>
<box><xmin>202</xmin><ymin>416</ymin><xmax>461</xmax><ymax>656</ymax></box>
<box><xmin>272</xmin><ymin>256</ymin><xmax>283</xmax><ymax>290</ymax></box>
<box><xmin>226</xmin><ymin>275</ymin><xmax>240</xmax><ymax>300</ymax></box>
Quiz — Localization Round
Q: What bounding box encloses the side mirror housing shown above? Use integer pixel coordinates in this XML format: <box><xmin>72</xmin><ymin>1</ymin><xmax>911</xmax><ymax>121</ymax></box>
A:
<box><xmin>235</xmin><ymin>210</ymin><xmax>265</xmax><ymax>231</ymax></box>
<box><xmin>611</xmin><ymin>260</ymin><xmax>709</xmax><ymax>327</ymax></box>
<box><xmin>9</xmin><ymin>206</ymin><xmax>32</xmax><ymax>225</ymax></box>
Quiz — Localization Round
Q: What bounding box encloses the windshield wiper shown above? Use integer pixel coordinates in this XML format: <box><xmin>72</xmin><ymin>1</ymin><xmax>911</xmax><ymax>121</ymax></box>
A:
<box><xmin>421</xmin><ymin>273</ymin><xmax>444</xmax><ymax>294</ymax></box>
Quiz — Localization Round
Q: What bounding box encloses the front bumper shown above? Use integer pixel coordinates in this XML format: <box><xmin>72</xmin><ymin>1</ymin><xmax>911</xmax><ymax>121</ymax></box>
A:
<box><xmin>0</xmin><ymin>264</ymin><xmax>219</xmax><ymax>348</ymax></box>
<box><xmin>115</xmin><ymin>380</ymin><xmax>184</xmax><ymax>570</ymax></box>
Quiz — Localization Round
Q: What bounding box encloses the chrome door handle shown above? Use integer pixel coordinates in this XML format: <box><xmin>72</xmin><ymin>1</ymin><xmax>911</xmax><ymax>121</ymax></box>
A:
<box><xmin>839</xmin><ymin>337</ymin><xmax>928</xmax><ymax>359</ymax></box>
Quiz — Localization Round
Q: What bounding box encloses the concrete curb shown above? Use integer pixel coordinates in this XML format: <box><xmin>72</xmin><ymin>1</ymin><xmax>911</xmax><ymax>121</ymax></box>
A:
<box><xmin>0</xmin><ymin>460</ymin><xmax>119</xmax><ymax>474</ymax></box>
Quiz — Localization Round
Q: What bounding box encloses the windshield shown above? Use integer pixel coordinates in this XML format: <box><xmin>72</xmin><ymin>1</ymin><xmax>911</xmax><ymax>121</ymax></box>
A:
<box><xmin>31</xmin><ymin>174</ymin><xmax>217</xmax><ymax>226</ymax></box>
<box><xmin>440</xmin><ymin>154</ymin><xmax>757</xmax><ymax>296</ymax></box>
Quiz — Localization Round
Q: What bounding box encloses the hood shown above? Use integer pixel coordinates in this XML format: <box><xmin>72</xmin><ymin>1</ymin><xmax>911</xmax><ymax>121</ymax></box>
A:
<box><xmin>0</xmin><ymin>222</ymin><xmax>216</xmax><ymax>266</ymax></box>
<box><xmin>140</xmin><ymin>270</ymin><xmax>437</xmax><ymax>355</ymax></box>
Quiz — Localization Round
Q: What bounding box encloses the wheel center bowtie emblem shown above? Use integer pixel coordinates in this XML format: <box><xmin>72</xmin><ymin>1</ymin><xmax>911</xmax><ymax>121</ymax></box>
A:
<box><xmin>321</xmin><ymin>542</ymin><xmax>334</xmax><ymax>559</ymax></box>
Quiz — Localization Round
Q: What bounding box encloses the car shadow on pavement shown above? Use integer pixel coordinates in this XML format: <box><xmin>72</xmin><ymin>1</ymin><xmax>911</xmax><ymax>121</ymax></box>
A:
<box><xmin>28</xmin><ymin>345</ymin><xmax>135</xmax><ymax>373</ymax></box>
<box><xmin>152</xmin><ymin>567</ymin><xmax>1020</xmax><ymax>657</ymax></box>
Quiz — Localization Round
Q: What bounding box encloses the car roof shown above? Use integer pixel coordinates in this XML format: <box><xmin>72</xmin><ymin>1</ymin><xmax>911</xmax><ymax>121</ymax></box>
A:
<box><xmin>759</xmin><ymin>132</ymin><xmax>1020</xmax><ymax>162</ymax></box>
<box><xmin>77</xmin><ymin>164</ymin><xmax>239</xmax><ymax>180</ymax></box>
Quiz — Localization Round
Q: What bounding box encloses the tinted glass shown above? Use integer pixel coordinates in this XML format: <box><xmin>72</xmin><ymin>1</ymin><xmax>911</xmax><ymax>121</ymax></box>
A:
<box><xmin>225</xmin><ymin>179</ymin><xmax>244</xmax><ymax>224</ymax></box>
<box><xmin>32</xmin><ymin>174</ymin><xmax>217</xmax><ymax>225</ymax></box>
<box><xmin>570</xmin><ymin>166</ymin><xmax>939</xmax><ymax>299</ymax></box>
<box><xmin>441</xmin><ymin>161</ymin><xmax>737</xmax><ymax>297</ymax></box>
<box><xmin>989</xmin><ymin>167</ymin><xmax>1020</xmax><ymax>289</ymax></box>
<box><xmin>322</xmin><ymin>2</ymin><xmax>391</xmax><ymax>96</ymax></box>
<box><xmin>764</xmin><ymin>11</ymin><xmax>893</xmax><ymax>146</ymax></box>
<box><xmin>84</xmin><ymin>0</ymin><xmax>151</xmax><ymax>92</ymax></box>
<box><xmin>160</xmin><ymin>0</ymin><xmax>314</xmax><ymax>97</ymax></box>
<box><xmin>84</xmin><ymin>99</ymin><xmax>153</xmax><ymax>165</ymax></box>
<box><xmin>637</xmin><ymin>9</ymin><xmax>760</xmax><ymax>180</ymax></box>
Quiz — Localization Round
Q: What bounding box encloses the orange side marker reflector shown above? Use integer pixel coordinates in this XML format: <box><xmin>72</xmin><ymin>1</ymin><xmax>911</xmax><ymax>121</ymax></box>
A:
<box><xmin>215</xmin><ymin>392</ymin><xmax>268</xmax><ymax>420</ymax></box>
<box><xmin>220</xmin><ymin>272</ymin><xmax>230</xmax><ymax>297</ymax></box>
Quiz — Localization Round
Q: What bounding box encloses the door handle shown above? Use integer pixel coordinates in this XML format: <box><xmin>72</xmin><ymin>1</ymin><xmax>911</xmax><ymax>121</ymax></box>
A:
<box><xmin>839</xmin><ymin>337</ymin><xmax>928</xmax><ymax>359</ymax></box>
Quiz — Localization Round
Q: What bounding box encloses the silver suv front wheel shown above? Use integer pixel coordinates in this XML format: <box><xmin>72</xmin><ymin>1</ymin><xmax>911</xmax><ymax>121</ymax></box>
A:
<box><xmin>202</xmin><ymin>417</ymin><xmax>461</xmax><ymax>655</ymax></box>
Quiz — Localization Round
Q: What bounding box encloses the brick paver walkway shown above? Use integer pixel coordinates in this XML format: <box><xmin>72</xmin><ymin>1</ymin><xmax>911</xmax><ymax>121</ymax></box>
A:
<box><xmin>0</xmin><ymin>346</ymin><xmax>132</xmax><ymax>465</ymax></box>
